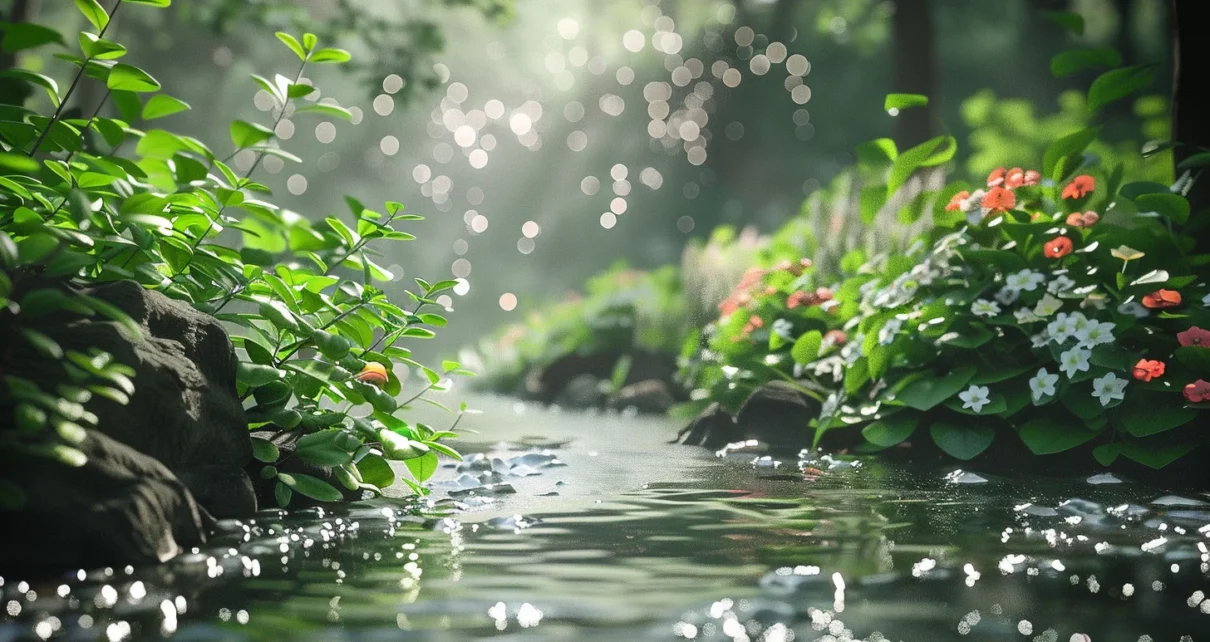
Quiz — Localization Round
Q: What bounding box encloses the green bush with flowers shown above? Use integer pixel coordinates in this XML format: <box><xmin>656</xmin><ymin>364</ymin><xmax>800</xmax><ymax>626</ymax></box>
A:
<box><xmin>677</xmin><ymin>91</ymin><xmax>1210</xmax><ymax>469</ymax></box>
<box><xmin>0</xmin><ymin>0</ymin><xmax>469</xmax><ymax>510</ymax></box>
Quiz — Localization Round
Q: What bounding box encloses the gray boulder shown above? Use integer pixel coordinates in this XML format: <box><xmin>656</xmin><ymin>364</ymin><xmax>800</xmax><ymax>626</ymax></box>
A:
<box><xmin>8</xmin><ymin>279</ymin><xmax>254</xmax><ymax>518</ymax></box>
<box><xmin>0</xmin><ymin>430</ymin><xmax>211</xmax><ymax>570</ymax></box>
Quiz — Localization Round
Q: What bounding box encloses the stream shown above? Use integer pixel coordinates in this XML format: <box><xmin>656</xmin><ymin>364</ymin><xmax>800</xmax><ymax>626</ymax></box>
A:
<box><xmin>2</xmin><ymin>395</ymin><xmax>1208</xmax><ymax>641</ymax></box>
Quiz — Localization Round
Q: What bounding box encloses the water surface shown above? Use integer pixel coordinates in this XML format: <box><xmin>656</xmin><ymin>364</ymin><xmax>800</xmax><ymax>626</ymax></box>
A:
<box><xmin>2</xmin><ymin>396</ymin><xmax>1208</xmax><ymax>641</ymax></box>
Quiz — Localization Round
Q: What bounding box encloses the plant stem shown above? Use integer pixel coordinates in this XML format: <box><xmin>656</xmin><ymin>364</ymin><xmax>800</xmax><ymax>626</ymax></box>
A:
<box><xmin>27</xmin><ymin>1</ymin><xmax>122</xmax><ymax>157</ymax></box>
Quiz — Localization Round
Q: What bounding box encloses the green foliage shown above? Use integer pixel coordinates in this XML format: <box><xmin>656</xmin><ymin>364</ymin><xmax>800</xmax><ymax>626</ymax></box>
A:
<box><xmin>0</xmin><ymin>3</ymin><xmax>469</xmax><ymax>508</ymax></box>
<box><xmin>465</xmin><ymin>262</ymin><xmax>686</xmax><ymax>394</ymax></box>
<box><xmin>672</xmin><ymin>41</ymin><xmax>1210</xmax><ymax>469</ymax></box>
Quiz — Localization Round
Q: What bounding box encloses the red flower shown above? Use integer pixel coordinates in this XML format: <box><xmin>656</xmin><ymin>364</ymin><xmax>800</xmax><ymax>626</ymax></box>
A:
<box><xmin>1132</xmin><ymin>359</ymin><xmax>1165</xmax><ymax>382</ymax></box>
<box><xmin>1065</xmin><ymin>211</ymin><xmax>1100</xmax><ymax>228</ymax></box>
<box><xmin>1043</xmin><ymin>236</ymin><xmax>1073</xmax><ymax>258</ymax></box>
<box><xmin>1061</xmin><ymin>175</ymin><xmax>1095</xmax><ymax>199</ymax></box>
<box><xmin>1183</xmin><ymin>379</ymin><xmax>1210</xmax><ymax>403</ymax></box>
<box><xmin>1023</xmin><ymin>170</ymin><xmax>1041</xmax><ymax>186</ymax></box>
<box><xmin>987</xmin><ymin>167</ymin><xmax>1006</xmax><ymax>187</ymax></box>
<box><xmin>1004</xmin><ymin>167</ymin><xmax>1026</xmax><ymax>188</ymax></box>
<box><xmin>786</xmin><ymin>291</ymin><xmax>808</xmax><ymax>309</ymax></box>
<box><xmin>946</xmin><ymin>190</ymin><xmax>970</xmax><ymax>212</ymax></box>
<box><xmin>1141</xmin><ymin>289</ymin><xmax>1182</xmax><ymax>309</ymax></box>
<box><xmin>981</xmin><ymin>186</ymin><xmax>1016</xmax><ymax>212</ymax></box>
<box><xmin>1177</xmin><ymin>326</ymin><xmax>1210</xmax><ymax>347</ymax></box>
<box><xmin>355</xmin><ymin>362</ymin><xmax>389</xmax><ymax>389</ymax></box>
<box><xmin>815</xmin><ymin>287</ymin><xmax>833</xmax><ymax>302</ymax></box>
<box><xmin>824</xmin><ymin>329</ymin><xmax>847</xmax><ymax>346</ymax></box>
<box><xmin>748</xmin><ymin>315</ymin><xmax>764</xmax><ymax>329</ymax></box>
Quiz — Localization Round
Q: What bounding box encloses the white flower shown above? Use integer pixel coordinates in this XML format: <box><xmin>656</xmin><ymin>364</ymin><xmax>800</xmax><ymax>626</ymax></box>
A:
<box><xmin>1014</xmin><ymin>308</ymin><xmax>1040</xmax><ymax>324</ymax></box>
<box><xmin>878</xmin><ymin>318</ymin><xmax>903</xmax><ymax>345</ymax></box>
<box><xmin>1075</xmin><ymin>320</ymin><xmax>1115</xmax><ymax>349</ymax></box>
<box><xmin>1091</xmin><ymin>372</ymin><xmax>1128</xmax><ymax>406</ymax></box>
<box><xmin>1030</xmin><ymin>332</ymin><xmax>1051</xmax><ymax>349</ymax></box>
<box><xmin>841</xmin><ymin>336</ymin><xmax>864</xmax><ymax>365</ymax></box>
<box><xmin>959</xmin><ymin>385</ymin><xmax>992</xmax><ymax>413</ymax></box>
<box><xmin>995</xmin><ymin>287</ymin><xmax>1020</xmax><ymax>306</ymax></box>
<box><xmin>1202</xmin><ymin>292</ymin><xmax>1210</xmax><ymax>307</ymax></box>
<box><xmin>962</xmin><ymin>189</ymin><xmax>986</xmax><ymax>212</ymax></box>
<box><xmin>1034</xmin><ymin>294</ymin><xmax>1063</xmax><ymax>318</ymax></box>
<box><xmin>1117</xmin><ymin>301</ymin><xmax>1149</xmax><ymax>318</ymax></box>
<box><xmin>1059</xmin><ymin>347</ymin><xmax>1091</xmax><ymax>379</ymax></box>
<box><xmin>971</xmin><ymin>299</ymin><xmax>1001</xmax><ymax>318</ymax></box>
<box><xmin>1029</xmin><ymin>368</ymin><xmax>1059</xmax><ymax>402</ymax></box>
<box><xmin>1006</xmin><ymin>269</ymin><xmax>1045</xmax><ymax>292</ymax></box>
<box><xmin>1047</xmin><ymin>311</ymin><xmax>1088</xmax><ymax>344</ymax></box>
<box><xmin>1048</xmin><ymin>275</ymin><xmax>1077</xmax><ymax>296</ymax></box>
<box><xmin>820</xmin><ymin>392</ymin><xmax>841</xmax><ymax>419</ymax></box>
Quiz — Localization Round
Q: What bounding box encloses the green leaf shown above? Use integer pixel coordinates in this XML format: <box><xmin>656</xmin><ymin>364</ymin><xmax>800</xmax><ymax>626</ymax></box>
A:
<box><xmin>404</xmin><ymin>451</ymin><xmax>439</xmax><ymax>482</ymax></box>
<box><xmin>1087</xmin><ymin>65</ymin><xmax>1155</xmax><ymax>113</ymax></box>
<box><xmin>1133</xmin><ymin>192</ymin><xmax>1189</xmax><ymax>225</ymax></box>
<box><xmin>1017</xmin><ymin>417</ymin><xmax>1098</xmax><ymax>455</ymax></box>
<box><xmin>20</xmin><ymin>328</ymin><xmax>62</xmax><ymax>358</ymax></box>
<box><xmin>296</xmin><ymin>431</ymin><xmax>354</xmax><ymax>467</ymax></box>
<box><xmin>1049</xmin><ymin>48</ymin><xmax>1121</xmax><ymax>77</ymax></box>
<box><xmin>312</xmin><ymin>330</ymin><xmax>352</xmax><ymax>360</ymax></box>
<box><xmin>1177</xmin><ymin>152</ymin><xmax>1210</xmax><ymax>170</ymax></box>
<box><xmin>887</xmin><ymin>135</ymin><xmax>956</xmax><ymax>197</ymax></box>
<box><xmin>230</xmin><ymin>120</ymin><xmax>273</xmax><ymax>149</ymax></box>
<box><xmin>74</xmin><ymin>0</ymin><xmax>110</xmax><ymax>30</ymax></box>
<box><xmin>1042</xmin><ymin>11</ymin><xmax>1084</xmax><ymax>35</ymax></box>
<box><xmin>142</xmin><ymin>95</ymin><xmax>190</xmax><ymax>120</ymax></box>
<box><xmin>896</xmin><ymin>364</ymin><xmax>976</xmax><ymax>411</ymax></box>
<box><xmin>1092</xmin><ymin>443</ymin><xmax>1118</xmax><ymax>466</ymax></box>
<box><xmin>1116</xmin><ymin>441</ymin><xmax>1196</xmax><ymax>469</ymax></box>
<box><xmin>790</xmin><ymin>330</ymin><xmax>822</xmax><ymax>365</ymax></box>
<box><xmin>0</xmin><ymin>69</ymin><xmax>60</xmax><ymax>106</ymax></box>
<box><xmin>310</xmin><ymin>47</ymin><xmax>351</xmax><ymax>63</ymax></box>
<box><xmin>355</xmin><ymin>453</ymin><xmax>395</xmax><ymax>488</ymax></box>
<box><xmin>0</xmin><ymin>21</ymin><xmax>65</xmax><ymax>53</ymax></box>
<box><xmin>236</xmin><ymin>361</ymin><xmax>284</xmax><ymax>387</ymax></box>
<box><xmin>862</xmin><ymin>414</ymin><xmax>918</xmax><ymax>448</ymax></box>
<box><xmin>16</xmin><ymin>234</ymin><xmax>59</xmax><ymax>263</ymax></box>
<box><xmin>929</xmin><ymin>421</ymin><xmax>994</xmax><ymax>460</ymax></box>
<box><xmin>884</xmin><ymin>93</ymin><xmax>928</xmax><ymax>111</ymax></box>
<box><xmin>1042</xmin><ymin>126</ymin><xmax>1101</xmax><ymax>182</ymax></box>
<box><xmin>293</xmin><ymin>104</ymin><xmax>353</xmax><ymax>121</ymax></box>
<box><xmin>122</xmin><ymin>0</ymin><xmax>173</xmax><ymax>6</ymax></box>
<box><xmin>274</xmin><ymin>481</ymin><xmax>292</xmax><ymax>507</ymax></box>
<box><xmin>106</xmin><ymin>63</ymin><xmax>161</xmax><ymax>92</ymax></box>
<box><xmin>78</xmin><ymin>33</ymin><xmax>125</xmax><ymax>59</ymax></box>
<box><xmin>251</xmin><ymin>437</ymin><xmax>280</xmax><ymax>463</ymax></box>
<box><xmin>1119</xmin><ymin>391</ymin><xmax>1198</xmax><ymax>437</ymax></box>
<box><xmin>277</xmin><ymin>472</ymin><xmax>343</xmax><ymax>502</ymax></box>
<box><xmin>378</xmin><ymin>429</ymin><xmax>429</xmax><ymax>460</ymax></box>
<box><xmin>275</xmin><ymin>32</ymin><xmax>307</xmax><ymax>60</ymax></box>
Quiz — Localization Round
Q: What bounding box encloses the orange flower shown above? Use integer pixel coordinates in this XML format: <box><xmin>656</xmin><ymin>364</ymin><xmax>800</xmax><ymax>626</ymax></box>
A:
<box><xmin>786</xmin><ymin>291</ymin><xmax>808</xmax><ymax>309</ymax></box>
<box><xmin>1004</xmin><ymin>167</ymin><xmax>1026</xmax><ymax>188</ymax></box>
<box><xmin>987</xmin><ymin>167</ymin><xmax>1006</xmax><ymax>187</ymax></box>
<box><xmin>981</xmin><ymin>186</ymin><xmax>1015</xmax><ymax>212</ymax></box>
<box><xmin>1177</xmin><ymin>326</ymin><xmax>1210</xmax><ymax>347</ymax></box>
<box><xmin>1065</xmin><ymin>211</ymin><xmax>1100</xmax><ymax>228</ymax></box>
<box><xmin>815</xmin><ymin>287</ymin><xmax>833</xmax><ymax>302</ymax></box>
<box><xmin>824</xmin><ymin>329</ymin><xmax>847</xmax><ymax>346</ymax></box>
<box><xmin>1132</xmin><ymin>359</ymin><xmax>1165</xmax><ymax>382</ymax></box>
<box><xmin>946</xmin><ymin>190</ymin><xmax>970</xmax><ymax>212</ymax></box>
<box><xmin>1043</xmin><ymin>236</ymin><xmax>1073</xmax><ymax>258</ymax></box>
<box><xmin>1061</xmin><ymin>175</ymin><xmax>1095</xmax><ymax>199</ymax></box>
<box><xmin>1022</xmin><ymin>170</ymin><xmax>1041</xmax><ymax>186</ymax></box>
<box><xmin>748</xmin><ymin>315</ymin><xmax>764</xmax><ymax>329</ymax></box>
<box><xmin>1183</xmin><ymin>379</ymin><xmax>1210</xmax><ymax>403</ymax></box>
<box><xmin>1141</xmin><ymin>289</ymin><xmax>1181</xmax><ymax>309</ymax></box>
<box><xmin>355</xmin><ymin>362</ymin><xmax>389</xmax><ymax>389</ymax></box>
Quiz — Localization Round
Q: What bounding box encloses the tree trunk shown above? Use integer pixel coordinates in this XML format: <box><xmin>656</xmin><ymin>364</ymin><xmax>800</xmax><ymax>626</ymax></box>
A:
<box><xmin>769</xmin><ymin>0</ymin><xmax>800</xmax><ymax>44</ymax></box>
<box><xmin>0</xmin><ymin>0</ymin><xmax>41</xmax><ymax>106</ymax></box>
<box><xmin>1171</xmin><ymin>0</ymin><xmax>1208</xmax><ymax>218</ymax></box>
<box><xmin>889</xmin><ymin>0</ymin><xmax>938</xmax><ymax>150</ymax></box>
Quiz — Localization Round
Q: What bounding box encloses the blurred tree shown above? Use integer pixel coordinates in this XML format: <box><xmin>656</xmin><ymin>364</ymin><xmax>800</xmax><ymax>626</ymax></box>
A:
<box><xmin>1171</xmin><ymin>0</ymin><xmax>1206</xmax><ymax>214</ymax></box>
<box><xmin>889</xmin><ymin>0</ymin><xmax>938</xmax><ymax>148</ymax></box>
<box><xmin>172</xmin><ymin>0</ymin><xmax>515</xmax><ymax>102</ymax></box>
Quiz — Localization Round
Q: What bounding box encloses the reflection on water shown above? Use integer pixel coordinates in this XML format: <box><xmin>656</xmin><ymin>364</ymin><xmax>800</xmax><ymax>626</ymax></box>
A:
<box><xmin>2</xmin><ymin>396</ymin><xmax>1208</xmax><ymax>641</ymax></box>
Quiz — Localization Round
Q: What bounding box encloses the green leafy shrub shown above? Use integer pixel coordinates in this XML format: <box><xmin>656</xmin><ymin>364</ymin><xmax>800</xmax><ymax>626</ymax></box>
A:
<box><xmin>465</xmin><ymin>262</ymin><xmax>685</xmax><ymax>395</ymax></box>
<box><xmin>0</xmin><ymin>0</ymin><xmax>469</xmax><ymax>508</ymax></box>
<box><xmin>678</xmin><ymin>52</ymin><xmax>1209</xmax><ymax>468</ymax></box>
